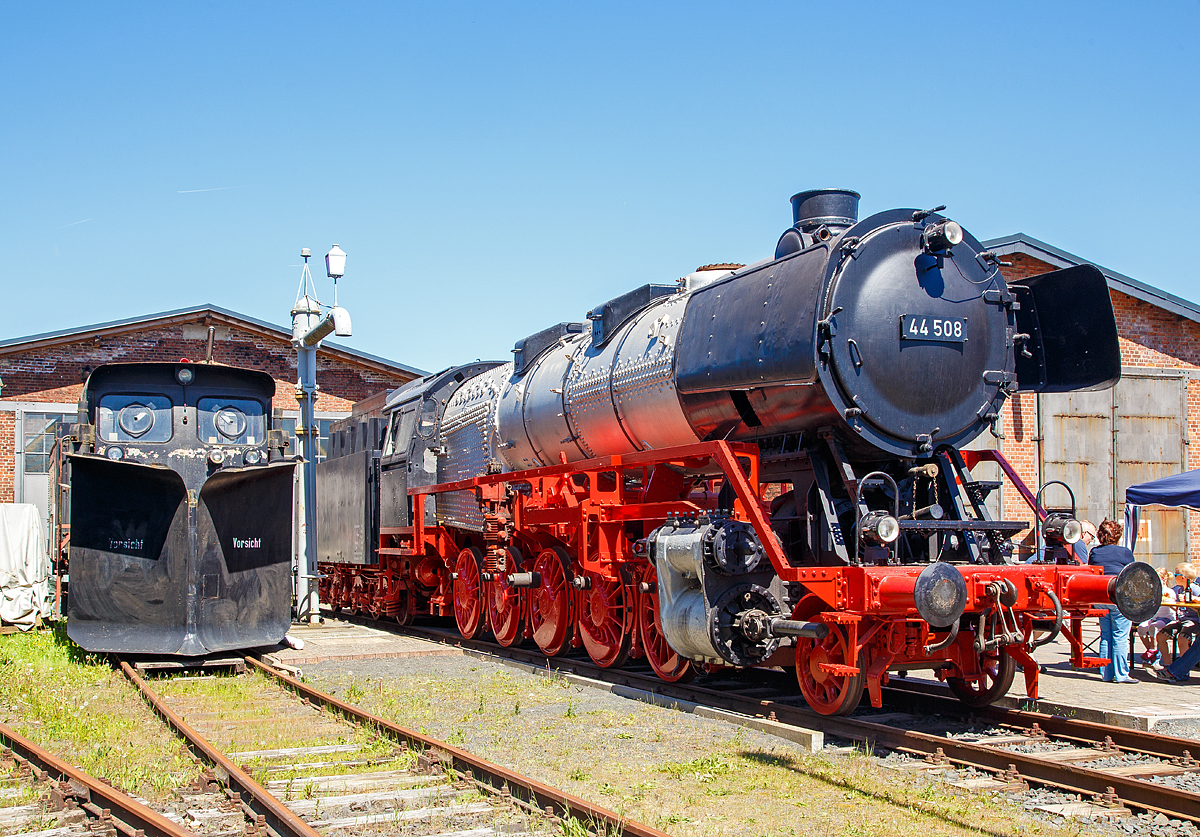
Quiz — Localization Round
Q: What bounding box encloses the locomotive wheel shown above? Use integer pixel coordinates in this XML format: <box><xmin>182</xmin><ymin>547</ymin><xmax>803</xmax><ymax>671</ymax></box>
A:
<box><xmin>530</xmin><ymin>547</ymin><xmax>575</xmax><ymax>656</ymax></box>
<box><xmin>580</xmin><ymin>572</ymin><xmax>632</xmax><ymax>669</ymax></box>
<box><xmin>453</xmin><ymin>547</ymin><xmax>487</xmax><ymax>639</ymax></box>
<box><xmin>393</xmin><ymin>585</ymin><xmax>415</xmax><ymax>627</ymax></box>
<box><xmin>637</xmin><ymin>563</ymin><xmax>693</xmax><ymax>682</ymax></box>
<box><xmin>486</xmin><ymin>575</ymin><xmax>523</xmax><ymax>647</ymax></box>
<box><xmin>795</xmin><ymin>624</ymin><xmax>865</xmax><ymax>716</ymax></box>
<box><xmin>948</xmin><ymin>647</ymin><xmax>1016</xmax><ymax>708</ymax></box>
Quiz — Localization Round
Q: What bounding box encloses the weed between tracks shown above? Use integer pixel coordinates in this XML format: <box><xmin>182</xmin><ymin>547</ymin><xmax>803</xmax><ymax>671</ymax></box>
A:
<box><xmin>308</xmin><ymin>659</ymin><xmax>1092</xmax><ymax>837</ymax></box>
<box><xmin>0</xmin><ymin>626</ymin><xmax>200</xmax><ymax>800</ymax></box>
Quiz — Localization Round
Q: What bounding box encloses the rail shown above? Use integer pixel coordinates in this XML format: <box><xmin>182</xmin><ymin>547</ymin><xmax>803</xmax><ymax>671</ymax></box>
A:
<box><xmin>0</xmin><ymin>719</ymin><xmax>200</xmax><ymax>837</ymax></box>
<box><xmin>245</xmin><ymin>655</ymin><xmax>673</xmax><ymax>837</ymax></box>
<box><xmin>119</xmin><ymin>661</ymin><xmax>324</xmax><ymax>837</ymax></box>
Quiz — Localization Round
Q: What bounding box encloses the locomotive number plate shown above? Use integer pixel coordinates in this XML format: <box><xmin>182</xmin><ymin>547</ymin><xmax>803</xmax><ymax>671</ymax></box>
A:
<box><xmin>900</xmin><ymin>314</ymin><xmax>967</xmax><ymax>343</ymax></box>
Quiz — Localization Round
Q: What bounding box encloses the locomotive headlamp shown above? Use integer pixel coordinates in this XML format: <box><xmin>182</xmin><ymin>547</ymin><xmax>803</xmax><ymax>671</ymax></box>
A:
<box><xmin>105</xmin><ymin>446</ymin><xmax>124</xmax><ymax>461</ymax></box>
<box><xmin>244</xmin><ymin>448</ymin><xmax>263</xmax><ymax>465</ymax></box>
<box><xmin>176</xmin><ymin>367</ymin><xmax>194</xmax><ymax>385</ymax></box>
<box><xmin>861</xmin><ymin>511</ymin><xmax>901</xmax><ymax>544</ymax></box>
<box><xmin>923</xmin><ymin>220</ymin><xmax>964</xmax><ymax>253</ymax></box>
<box><xmin>208</xmin><ymin>448</ymin><xmax>226</xmax><ymax>467</ymax></box>
<box><xmin>1042</xmin><ymin>513</ymin><xmax>1082</xmax><ymax>544</ymax></box>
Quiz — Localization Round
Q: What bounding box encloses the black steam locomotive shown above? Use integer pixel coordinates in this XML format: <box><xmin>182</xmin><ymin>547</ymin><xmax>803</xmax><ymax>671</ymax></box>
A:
<box><xmin>65</xmin><ymin>362</ymin><xmax>296</xmax><ymax>656</ymax></box>
<box><xmin>318</xmin><ymin>189</ymin><xmax>1159</xmax><ymax>715</ymax></box>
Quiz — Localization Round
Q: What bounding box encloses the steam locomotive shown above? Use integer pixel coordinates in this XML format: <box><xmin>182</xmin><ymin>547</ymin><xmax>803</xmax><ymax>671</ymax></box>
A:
<box><xmin>65</xmin><ymin>362</ymin><xmax>296</xmax><ymax>656</ymax></box>
<box><xmin>318</xmin><ymin>189</ymin><xmax>1161</xmax><ymax>715</ymax></box>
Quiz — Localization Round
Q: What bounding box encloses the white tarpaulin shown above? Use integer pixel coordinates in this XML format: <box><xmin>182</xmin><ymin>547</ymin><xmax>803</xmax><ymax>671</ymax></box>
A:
<box><xmin>0</xmin><ymin>503</ymin><xmax>51</xmax><ymax>629</ymax></box>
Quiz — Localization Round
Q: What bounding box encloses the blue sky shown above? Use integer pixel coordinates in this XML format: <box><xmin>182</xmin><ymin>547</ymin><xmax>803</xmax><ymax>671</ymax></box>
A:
<box><xmin>3</xmin><ymin>3</ymin><xmax>1197</xmax><ymax>374</ymax></box>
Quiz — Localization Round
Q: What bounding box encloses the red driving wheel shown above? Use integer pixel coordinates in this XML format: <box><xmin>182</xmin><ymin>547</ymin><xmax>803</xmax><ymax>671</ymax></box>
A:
<box><xmin>530</xmin><ymin>547</ymin><xmax>575</xmax><ymax>656</ymax></box>
<box><xmin>580</xmin><ymin>571</ymin><xmax>632</xmax><ymax>668</ymax></box>
<box><xmin>795</xmin><ymin>623</ymin><xmax>865</xmax><ymax>716</ymax></box>
<box><xmin>393</xmin><ymin>584</ymin><xmax>414</xmax><ymax>627</ymax></box>
<box><xmin>453</xmin><ymin>547</ymin><xmax>487</xmax><ymax>639</ymax></box>
<box><xmin>486</xmin><ymin>548</ymin><xmax>524</xmax><ymax>647</ymax></box>
<box><xmin>638</xmin><ymin>563</ymin><xmax>694</xmax><ymax>682</ymax></box>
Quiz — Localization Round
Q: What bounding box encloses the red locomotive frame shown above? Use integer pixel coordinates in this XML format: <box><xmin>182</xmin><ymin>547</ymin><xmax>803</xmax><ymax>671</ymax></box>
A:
<box><xmin>319</xmin><ymin>440</ymin><xmax>1114</xmax><ymax>715</ymax></box>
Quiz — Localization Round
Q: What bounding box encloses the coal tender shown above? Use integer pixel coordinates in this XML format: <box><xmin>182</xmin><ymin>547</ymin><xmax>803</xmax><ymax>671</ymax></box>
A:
<box><xmin>65</xmin><ymin>363</ymin><xmax>295</xmax><ymax>656</ymax></box>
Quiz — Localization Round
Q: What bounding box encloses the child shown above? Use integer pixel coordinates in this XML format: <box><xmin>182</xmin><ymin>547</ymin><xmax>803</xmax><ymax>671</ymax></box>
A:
<box><xmin>1138</xmin><ymin>566</ymin><xmax>1175</xmax><ymax>664</ymax></box>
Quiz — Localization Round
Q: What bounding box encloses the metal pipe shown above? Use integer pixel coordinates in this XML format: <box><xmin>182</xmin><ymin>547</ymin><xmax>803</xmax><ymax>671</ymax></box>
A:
<box><xmin>923</xmin><ymin>618</ymin><xmax>959</xmax><ymax>655</ymax></box>
<box><xmin>1030</xmin><ymin>586</ymin><xmax>1064</xmax><ymax>650</ymax></box>
<box><xmin>766</xmin><ymin>618</ymin><xmax>828</xmax><ymax>639</ymax></box>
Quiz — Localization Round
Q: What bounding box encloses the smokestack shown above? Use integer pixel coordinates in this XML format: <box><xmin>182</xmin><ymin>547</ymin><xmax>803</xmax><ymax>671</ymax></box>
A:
<box><xmin>789</xmin><ymin>189</ymin><xmax>860</xmax><ymax>233</ymax></box>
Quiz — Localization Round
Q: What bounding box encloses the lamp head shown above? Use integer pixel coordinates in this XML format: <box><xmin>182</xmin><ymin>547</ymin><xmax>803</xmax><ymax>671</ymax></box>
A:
<box><xmin>326</xmin><ymin>244</ymin><xmax>347</xmax><ymax>278</ymax></box>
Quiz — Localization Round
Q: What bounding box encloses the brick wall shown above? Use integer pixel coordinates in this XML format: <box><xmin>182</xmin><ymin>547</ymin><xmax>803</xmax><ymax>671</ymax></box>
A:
<box><xmin>0</xmin><ymin>322</ymin><xmax>401</xmax><ymax>411</ymax></box>
<box><xmin>1</xmin><ymin>316</ymin><xmax>416</xmax><ymax>500</ymax></box>
<box><xmin>997</xmin><ymin>256</ymin><xmax>1200</xmax><ymax>563</ymax></box>
<box><xmin>0</xmin><ymin>411</ymin><xmax>13</xmax><ymax>503</ymax></box>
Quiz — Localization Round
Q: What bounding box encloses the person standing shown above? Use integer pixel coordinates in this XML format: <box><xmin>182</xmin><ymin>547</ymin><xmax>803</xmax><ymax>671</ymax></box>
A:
<box><xmin>1089</xmin><ymin>519</ymin><xmax>1136</xmax><ymax>683</ymax></box>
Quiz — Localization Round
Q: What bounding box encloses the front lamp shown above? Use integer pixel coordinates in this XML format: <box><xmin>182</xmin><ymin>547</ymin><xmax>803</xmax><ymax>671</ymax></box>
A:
<box><xmin>1043</xmin><ymin>513</ymin><xmax>1082</xmax><ymax>544</ymax></box>
<box><xmin>923</xmin><ymin>220</ymin><xmax>963</xmax><ymax>253</ymax></box>
<box><xmin>105</xmin><ymin>446</ymin><xmax>125</xmax><ymax>461</ymax></box>
<box><xmin>861</xmin><ymin>511</ymin><xmax>900</xmax><ymax>545</ymax></box>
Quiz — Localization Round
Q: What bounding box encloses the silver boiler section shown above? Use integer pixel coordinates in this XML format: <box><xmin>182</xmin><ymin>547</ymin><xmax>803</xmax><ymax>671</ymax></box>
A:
<box><xmin>495</xmin><ymin>268</ymin><xmax>735</xmax><ymax>470</ymax></box>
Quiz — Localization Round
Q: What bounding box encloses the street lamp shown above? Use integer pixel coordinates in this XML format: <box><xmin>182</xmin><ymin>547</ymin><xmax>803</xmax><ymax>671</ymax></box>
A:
<box><xmin>290</xmin><ymin>245</ymin><xmax>353</xmax><ymax>623</ymax></box>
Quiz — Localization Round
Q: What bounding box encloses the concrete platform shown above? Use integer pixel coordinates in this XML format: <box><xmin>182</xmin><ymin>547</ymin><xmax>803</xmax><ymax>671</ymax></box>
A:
<box><xmin>257</xmin><ymin>617</ymin><xmax>461</xmax><ymax>667</ymax></box>
<box><xmin>903</xmin><ymin>619</ymin><xmax>1200</xmax><ymax>731</ymax></box>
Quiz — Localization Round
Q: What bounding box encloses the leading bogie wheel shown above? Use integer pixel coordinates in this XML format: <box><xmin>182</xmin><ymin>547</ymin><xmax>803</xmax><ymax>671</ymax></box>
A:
<box><xmin>579</xmin><ymin>570</ymin><xmax>632</xmax><ymax>669</ymax></box>
<box><xmin>530</xmin><ymin>547</ymin><xmax>576</xmax><ymax>656</ymax></box>
<box><xmin>393</xmin><ymin>585</ymin><xmax>415</xmax><ymax>627</ymax></box>
<box><xmin>948</xmin><ymin>646</ymin><xmax>1016</xmax><ymax>708</ymax></box>
<box><xmin>795</xmin><ymin>623</ymin><xmax>865</xmax><ymax>716</ymax></box>
<box><xmin>638</xmin><ymin>563</ymin><xmax>693</xmax><ymax>682</ymax></box>
<box><xmin>453</xmin><ymin>547</ymin><xmax>488</xmax><ymax>639</ymax></box>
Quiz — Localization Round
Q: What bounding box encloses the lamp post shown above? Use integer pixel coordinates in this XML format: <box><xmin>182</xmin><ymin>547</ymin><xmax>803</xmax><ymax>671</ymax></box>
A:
<box><xmin>291</xmin><ymin>245</ymin><xmax>352</xmax><ymax>623</ymax></box>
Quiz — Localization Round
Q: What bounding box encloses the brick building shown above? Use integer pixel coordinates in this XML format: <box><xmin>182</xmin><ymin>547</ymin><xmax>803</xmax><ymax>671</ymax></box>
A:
<box><xmin>986</xmin><ymin>235</ymin><xmax>1200</xmax><ymax>568</ymax></box>
<box><xmin>0</xmin><ymin>304</ymin><xmax>423</xmax><ymax>542</ymax></box>
<box><xmin>2</xmin><ymin>237</ymin><xmax>1195</xmax><ymax>571</ymax></box>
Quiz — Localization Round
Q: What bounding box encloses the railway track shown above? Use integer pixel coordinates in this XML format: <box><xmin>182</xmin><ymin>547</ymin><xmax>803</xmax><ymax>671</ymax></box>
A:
<box><xmin>0</xmin><ymin>720</ymin><xmax>199</xmax><ymax>837</ymax></box>
<box><xmin>118</xmin><ymin>656</ymin><xmax>671</xmax><ymax>837</ymax></box>
<box><xmin>323</xmin><ymin>613</ymin><xmax>1200</xmax><ymax>825</ymax></box>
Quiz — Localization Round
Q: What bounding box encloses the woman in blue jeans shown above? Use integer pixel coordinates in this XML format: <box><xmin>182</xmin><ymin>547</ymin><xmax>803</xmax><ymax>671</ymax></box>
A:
<box><xmin>1089</xmin><ymin>519</ymin><xmax>1136</xmax><ymax>683</ymax></box>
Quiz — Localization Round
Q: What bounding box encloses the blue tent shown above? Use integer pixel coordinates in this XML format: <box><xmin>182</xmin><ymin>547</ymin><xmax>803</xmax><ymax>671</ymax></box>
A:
<box><xmin>1122</xmin><ymin>469</ymin><xmax>1200</xmax><ymax>549</ymax></box>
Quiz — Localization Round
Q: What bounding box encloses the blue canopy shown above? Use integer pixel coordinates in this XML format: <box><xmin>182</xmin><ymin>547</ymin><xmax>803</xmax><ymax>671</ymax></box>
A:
<box><xmin>1124</xmin><ymin>469</ymin><xmax>1200</xmax><ymax>509</ymax></box>
<box><xmin>1122</xmin><ymin>469</ymin><xmax>1200</xmax><ymax>550</ymax></box>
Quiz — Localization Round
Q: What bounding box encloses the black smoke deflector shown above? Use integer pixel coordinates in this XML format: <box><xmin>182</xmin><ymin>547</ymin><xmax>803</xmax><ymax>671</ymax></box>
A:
<box><xmin>1012</xmin><ymin>264</ymin><xmax>1121</xmax><ymax>393</ymax></box>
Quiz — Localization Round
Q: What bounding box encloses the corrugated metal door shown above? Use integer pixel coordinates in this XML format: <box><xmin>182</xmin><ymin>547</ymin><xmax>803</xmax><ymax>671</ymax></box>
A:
<box><xmin>1114</xmin><ymin>374</ymin><xmax>1186</xmax><ymax>567</ymax></box>
<box><xmin>1038</xmin><ymin>389</ymin><xmax>1113</xmax><ymax>525</ymax></box>
<box><xmin>1038</xmin><ymin>370</ymin><xmax>1186</xmax><ymax>569</ymax></box>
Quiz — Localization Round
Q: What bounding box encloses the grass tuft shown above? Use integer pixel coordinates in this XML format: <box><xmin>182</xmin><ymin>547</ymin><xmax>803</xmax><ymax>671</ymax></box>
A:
<box><xmin>0</xmin><ymin>625</ymin><xmax>200</xmax><ymax>799</ymax></box>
